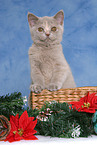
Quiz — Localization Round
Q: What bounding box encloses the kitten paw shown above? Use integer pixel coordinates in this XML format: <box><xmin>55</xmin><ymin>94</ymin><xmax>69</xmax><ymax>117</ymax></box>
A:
<box><xmin>30</xmin><ymin>84</ymin><xmax>43</xmax><ymax>94</ymax></box>
<box><xmin>47</xmin><ymin>83</ymin><xmax>61</xmax><ymax>91</ymax></box>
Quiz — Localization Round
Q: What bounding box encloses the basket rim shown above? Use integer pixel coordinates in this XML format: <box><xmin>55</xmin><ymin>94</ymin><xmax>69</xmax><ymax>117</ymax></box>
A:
<box><xmin>31</xmin><ymin>86</ymin><xmax>97</xmax><ymax>94</ymax></box>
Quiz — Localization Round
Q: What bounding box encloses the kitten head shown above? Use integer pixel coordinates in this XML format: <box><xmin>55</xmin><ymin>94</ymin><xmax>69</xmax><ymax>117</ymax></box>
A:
<box><xmin>28</xmin><ymin>10</ymin><xmax>64</xmax><ymax>46</ymax></box>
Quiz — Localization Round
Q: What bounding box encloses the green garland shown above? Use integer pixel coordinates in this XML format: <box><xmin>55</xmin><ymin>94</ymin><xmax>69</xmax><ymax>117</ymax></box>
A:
<box><xmin>0</xmin><ymin>92</ymin><xmax>96</xmax><ymax>138</ymax></box>
<box><xmin>33</xmin><ymin>101</ymin><xmax>94</xmax><ymax>138</ymax></box>
<box><xmin>0</xmin><ymin>92</ymin><xmax>24</xmax><ymax>119</ymax></box>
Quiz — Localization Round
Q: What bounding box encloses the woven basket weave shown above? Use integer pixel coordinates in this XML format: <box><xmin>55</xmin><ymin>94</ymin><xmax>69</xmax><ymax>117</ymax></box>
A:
<box><xmin>30</xmin><ymin>86</ymin><xmax>97</xmax><ymax>109</ymax></box>
<box><xmin>0</xmin><ymin>115</ymin><xmax>11</xmax><ymax>141</ymax></box>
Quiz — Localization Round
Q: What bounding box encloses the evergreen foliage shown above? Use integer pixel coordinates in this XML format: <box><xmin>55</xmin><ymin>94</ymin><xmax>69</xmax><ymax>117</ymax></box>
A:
<box><xmin>0</xmin><ymin>92</ymin><xmax>24</xmax><ymax>119</ymax></box>
<box><xmin>0</xmin><ymin>93</ymin><xmax>95</xmax><ymax>138</ymax></box>
<box><xmin>34</xmin><ymin>101</ymin><xmax>94</xmax><ymax>138</ymax></box>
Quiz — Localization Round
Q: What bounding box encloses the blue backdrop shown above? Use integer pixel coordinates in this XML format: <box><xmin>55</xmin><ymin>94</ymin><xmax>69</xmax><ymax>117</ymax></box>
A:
<box><xmin>0</xmin><ymin>0</ymin><xmax>97</xmax><ymax>96</ymax></box>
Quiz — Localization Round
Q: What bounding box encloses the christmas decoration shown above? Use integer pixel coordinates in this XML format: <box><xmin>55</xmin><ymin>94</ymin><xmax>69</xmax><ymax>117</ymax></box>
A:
<box><xmin>70</xmin><ymin>92</ymin><xmax>97</xmax><ymax>113</ymax></box>
<box><xmin>5</xmin><ymin>111</ymin><xmax>38</xmax><ymax>142</ymax></box>
<box><xmin>92</xmin><ymin>111</ymin><xmax>97</xmax><ymax>134</ymax></box>
<box><xmin>0</xmin><ymin>92</ymin><xmax>24</xmax><ymax>119</ymax></box>
<box><xmin>71</xmin><ymin>124</ymin><xmax>81</xmax><ymax>138</ymax></box>
<box><xmin>0</xmin><ymin>91</ymin><xmax>97</xmax><ymax>142</ymax></box>
<box><xmin>35</xmin><ymin>101</ymin><xmax>94</xmax><ymax>138</ymax></box>
<box><xmin>0</xmin><ymin>115</ymin><xmax>11</xmax><ymax>141</ymax></box>
<box><xmin>22</xmin><ymin>96</ymin><xmax>28</xmax><ymax>108</ymax></box>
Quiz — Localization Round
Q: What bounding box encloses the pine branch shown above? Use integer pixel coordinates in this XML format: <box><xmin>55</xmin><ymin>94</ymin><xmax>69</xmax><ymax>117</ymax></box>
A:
<box><xmin>34</xmin><ymin>101</ymin><xmax>94</xmax><ymax>137</ymax></box>
<box><xmin>0</xmin><ymin>92</ymin><xmax>24</xmax><ymax>119</ymax></box>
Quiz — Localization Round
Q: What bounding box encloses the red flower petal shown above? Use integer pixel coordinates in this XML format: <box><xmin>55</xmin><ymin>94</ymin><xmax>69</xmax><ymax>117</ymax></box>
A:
<box><xmin>70</xmin><ymin>92</ymin><xmax>97</xmax><ymax>113</ymax></box>
<box><xmin>5</xmin><ymin>133</ymin><xmax>14</xmax><ymax>142</ymax></box>
<box><xmin>5</xmin><ymin>111</ymin><xmax>37</xmax><ymax>142</ymax></box>
<box><xmin>10</xmin><ymin>114</ymin><xmax>19</xmax><ymax>128</ymax></box>
<box><xmin>24</xmin><ymin>119</ymin><xmax>37</xmax><ymax>132</ymax></box>
<box><xmin>14</xmin><ymin>132</ymin><xmax>22</xmax><ymax>141</ymax></box>
<box><xmin>10</xmin><ymin>116</ymin><xmax>18</xmax><ymax>132</ymax></box>
<box><xmin>5</xmin><ymin>135</ymin><xmax>16</xmax><ymax>143</ymax></box>
<box><xmin>23</xmin><ymin>133</ymin><xmax>38</xmax><ymax>140</ymax></box>
<box><xmin>5</xmin><ymin>131</ymin><xmax>22</xmax><ymax>142</ymax></box>
<box><xmin>19</xmin><ymin>111</ymin><xmax>29</xmax><ymax>130</ymax></box>
<box><xmin>24</xmin><ymin>129</ymin><xmax>37</xmax><ymax>136</ymax></box>
<box><xmin>28</xmin><ymin>117</ymin><xmax>34</xmax><ymax>121</ymax></box>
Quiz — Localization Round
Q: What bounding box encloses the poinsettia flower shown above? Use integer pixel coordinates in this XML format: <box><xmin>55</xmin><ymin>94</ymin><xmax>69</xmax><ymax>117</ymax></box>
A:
<box><xmin>5</xmin><ymin>111</ymin><xmax>38</xmax><ymax>142</ymax></box>
<box><xmin>70</xmin><ymin>92</ymin><xmax>97</xmax><ymax>113</ymax></box>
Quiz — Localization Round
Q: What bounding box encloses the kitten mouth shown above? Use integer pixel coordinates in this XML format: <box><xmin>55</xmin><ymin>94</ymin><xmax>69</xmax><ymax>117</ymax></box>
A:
<box><xmin>45</xmin><ymin>37</ymin><xmax>56</xmax><ymax>42</ymax></box>
<box><xmin>39</xmin><ymin>37</ymin><xmax>56</xmax><ymax>43</ymax></box>
<box><xmin>46</xmin><ymin>37</ymin><xmax>50</xmax><ymax>40</ymax></box>
<box><xmin>40</xmin><ymin>37</ymin><xmax>50</xmax><ymax>42</ymax></box>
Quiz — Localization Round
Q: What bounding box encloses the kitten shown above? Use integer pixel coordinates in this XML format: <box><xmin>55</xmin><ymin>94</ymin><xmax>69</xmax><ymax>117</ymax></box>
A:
<box><xmin>28</xmin><ymin>10</ymin><xmax>76</xmax><ymax>93</ymax></box>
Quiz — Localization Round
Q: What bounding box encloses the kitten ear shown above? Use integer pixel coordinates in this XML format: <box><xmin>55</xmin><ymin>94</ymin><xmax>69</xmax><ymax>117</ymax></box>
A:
<box><xmin>53</xmin><ymin>10</ymin><xmax>64</xmax><ymax>25</ymax></box>
<box><xmin>28</xmin><ymin>12</ymin><xmax>38</xmax><ymax>27</ymax></box>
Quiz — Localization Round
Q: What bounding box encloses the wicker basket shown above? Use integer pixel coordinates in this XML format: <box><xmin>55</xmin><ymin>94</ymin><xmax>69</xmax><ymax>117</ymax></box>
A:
<box><xmin>30</xmin><ymin>86</ymin><xmax>97</xmax><ymax>109</ymax></box>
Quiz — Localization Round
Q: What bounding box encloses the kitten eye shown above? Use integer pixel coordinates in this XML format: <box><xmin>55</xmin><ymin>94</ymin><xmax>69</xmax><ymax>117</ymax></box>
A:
<box><xmin>51</xmin><ymin>27</ymin><xmax>57</xmax><ymax>32</ymax></box>
<box><xmin>38</xmin><ymin>27</ymin><xmax>44</xmax><ymax>32</ymax></box>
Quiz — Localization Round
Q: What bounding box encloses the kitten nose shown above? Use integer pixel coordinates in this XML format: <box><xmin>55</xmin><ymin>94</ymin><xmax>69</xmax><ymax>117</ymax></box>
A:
<box><xmin>46</xmin><ymin>33</ymin><xmax>50</xmax><ymax>37</ymax></box>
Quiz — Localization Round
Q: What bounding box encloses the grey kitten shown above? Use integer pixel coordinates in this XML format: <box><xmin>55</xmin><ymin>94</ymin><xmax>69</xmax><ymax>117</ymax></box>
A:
<box><xmin>28</xmin><ymin>10</ymin><xmax>76</xmax><ymax>93</ymax></box>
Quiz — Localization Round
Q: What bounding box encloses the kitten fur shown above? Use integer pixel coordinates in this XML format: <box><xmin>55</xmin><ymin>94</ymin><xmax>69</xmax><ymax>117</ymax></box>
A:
<box><xmin>28</xmin><ymin>10</ymin><xmax>76</xmax><ymax>93</ymax></box>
